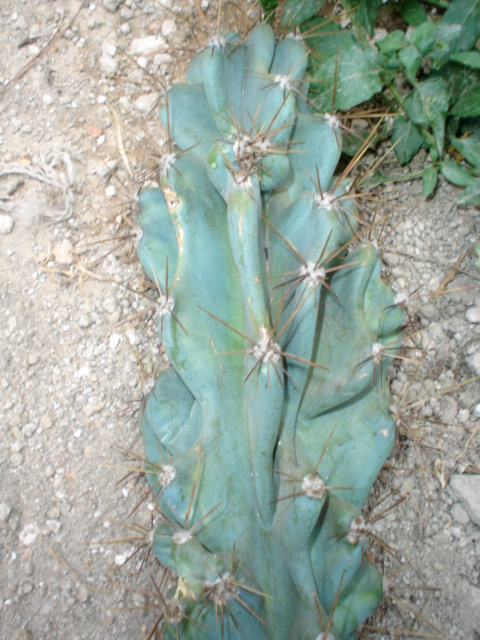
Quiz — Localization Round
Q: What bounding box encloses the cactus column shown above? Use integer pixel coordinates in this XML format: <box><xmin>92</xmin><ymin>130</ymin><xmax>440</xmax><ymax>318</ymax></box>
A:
<box><xmin>136</xmin><ymin>23</ymin><xmax>404</xmax><ymax>640</ymax></box>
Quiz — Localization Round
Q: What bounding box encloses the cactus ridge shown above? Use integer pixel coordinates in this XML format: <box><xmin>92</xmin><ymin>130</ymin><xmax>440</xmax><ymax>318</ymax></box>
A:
<box><xmin>136</xmin><ymin>23</ymin><xmax>404</xmax><ymax>640</ymax></box>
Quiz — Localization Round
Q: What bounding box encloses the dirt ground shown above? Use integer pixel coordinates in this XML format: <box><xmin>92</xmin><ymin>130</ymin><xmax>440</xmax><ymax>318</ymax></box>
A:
<box><xmin>0</xmin><ymin>1</ymin><xmax>479</xmax><ymax>639</ymax></box>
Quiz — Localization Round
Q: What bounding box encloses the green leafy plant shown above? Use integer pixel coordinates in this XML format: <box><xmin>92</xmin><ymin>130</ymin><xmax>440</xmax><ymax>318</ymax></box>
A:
<box><xmin>261</xmin><ymin>0</ymin><xmax>480</xmax><ymax>204</ymax></box>
<box><xmin>136</xmin><ymin>22</ymin><xmax>405</xmax><ymax>640</ymax></box>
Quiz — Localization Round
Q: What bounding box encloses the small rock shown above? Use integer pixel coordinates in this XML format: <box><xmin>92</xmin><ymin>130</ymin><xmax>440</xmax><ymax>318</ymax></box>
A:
<box><xmin>23</xmin><ymin>561</ymin><xmax>34</xmax><ymax>577</ymax></box>
<box><xmin>45</xmin><ymin>519</ymin><xmax>61</xmax><ymax>534</ymax></box>
<box><xmin>53</xmin><ymin>239</ymin><xmax>74</xmax><ymax>265</ymax></box>
<box><xmin>78</xmin><ymin>314</ymin><xmax>92</xmax><ymax>328</ymax></box>
<box><xmin>105</xmin><ymin>184</ymin><xmax>117</xmax><ymax>198</ymax></box>
<box><xmin>450</xmin><ymin>475</ymin><xmax>480</xmax><ymax>526</ymax></box>
<box><xmin>0</xmin><ymin>214</ymin><xmax>14</xmax><ymax>234</ymax></box>
<box><xmin>102</xmin><ymin>296</ymin><xmax>118</xmax><ymax>314</ymax></box>
<box><xmin>102</xmin><ymin>40</ymin><xmax>117</xmax><ymax>57</ymax></box>
<box><xmin>19</xmin><ymin>524</ymin><xmax>38</xmax><ymax>546</ymax></box>
<box><xmin>22</xmin><ymin>422</ymin><xmax>37</xmax><ymax>438</ymax></box>
<box><xmin>133</xmin><ymin>94</ymin><xmax>158</xmax><ymax>114</ymax></box>
<box><xmin>45</xmin><ymin>464</ymin><xmax>55</xmax><ymax>479</ymax></box>
<box><xmin>76</xmin><ymin>585</ymin><xmax>89</xmax><ymax>603</ymax></box>
<box><xmin>84</xmin><ymin>400</ymin><xmax>105</xmax><ymax>417</ymax></box>
<box><xmin>161</xmin><ymin>19</ymin><xmax>177</xmax><ymax>37</ymax></box>
<box><xmin>129</xmin><ymin>35</ymin><xmax>166</xmax><ymax>57</ymax></box>
<box><xmin>40</xmin><ymin>414</ymin><xmax>53</xmax><ymax>430</ymax></box>
<box><xmin>6</xmin><ymin>316</ymin><xmax>17</xmax><ymax>335</ymax></box>
<box><xmin>441</xmin><ymin>396</ymin><xmax>457</xmax><ymax>424</ymax></box>
<box><xmin>99</xmin><ymin>52</ymin><xmax>118</xmax><ymax>75</ymax></box>
<box><xmin>0</xmin><ymin>503</ymin><xmax>12</xmax><ymax>522</ymax></box>
<box><xmin>465</xmin><ymin>306</ymin><xmax>480</xmax><ymax>323</ymax></box>
<box><xmin>43</xmin><ymin>93</ymin><xmax>54</xmax><ymax>106</ymax></box>
<box><xmin>5</xmin><ymin>176</ymin><xmax>24</xmax><ymax>196</ymax></box>
<box><xmin>102</xmin><ymin>0</ymin><xmax>125</xmax><ymax>11</ymax></box>
<box><xmin>87</xmin><ymin>125</ymin><xmax>103</xmax><ymax>138</ymax></box>
<box><xmin>27</xmin><ymin>353</ymin><xmax>39</xmax><ymax>366</ymax></box>
<box><xmin>114</xmin><ymin>553</ymin><xmax>127</xmax><ymax>566</ymax></box>
<box><xmin>466</xmin><ymin>351</ymin><xmax>480</xmax><ymax>376</ymax></box>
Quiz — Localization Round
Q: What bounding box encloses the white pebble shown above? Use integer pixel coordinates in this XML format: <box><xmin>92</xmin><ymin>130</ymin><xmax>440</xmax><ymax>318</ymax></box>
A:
<box><xmin>19</xmin><ymin>524</ymin><xmax>38</xmax><ymax>546</ymax></box>
<box><xmin>105</xmin><ymin>184</ymin><xmax>117</xmax><ymax>198</ymax></box>
<box><xmin>466</xmin><ymin>306</ymin><xmax>480</xmax><ymax>323</ymax></box>
<box><xmin>0</xmin><ymin>214</ymin><xmax>14</xmax><ymax>234</ymax></box>
<box><xmin>114</xmin><ymin>554</ymin><xmax>127</xmax><ymax>566</ymax></box>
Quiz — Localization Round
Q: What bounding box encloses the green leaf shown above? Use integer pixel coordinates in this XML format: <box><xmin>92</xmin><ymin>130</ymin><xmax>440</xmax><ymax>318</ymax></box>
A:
<box><xmin>392</xmin><ymin>116</ymin><xmax>424</xmax><ymax>165</ymax></box>
<box><xmin>409</xmin><ymin>21</ymin><xmax>436</xmax><ymax>56</ymax></box>
<box><xmin>430</xmin><ymin>0</ymin><xmax>480</xmax><ymax>68</ymax></box>
<box><xmin>438</xmin><ymin>64</ymin><xmax>480</xmax><ymax>118</ymax></box>
<box><xmin>422</xmin><ymin>167</ymin><xmax>438</xmax><ymax>198</ymax></box>
<box><xmin>399</xmin><ymin>44</ymin><xmax>423</xmax><ymax>83</ymax></box>
<box><xmin>355</xmin><ymin>0</ymin><xmax>382</xmax><ymax>36</ymax></box>
<box><xmin>282</xmin><ymin>0</ymin><xmax>324</xmax><ymax>26</ymax></box>
<box><xmin>376</xmin><ymin>30</ymin><xmax>406</xmax><ymax>54</ymax></box>
<box><xmin>456</xmin><ymin>178</ymin><xmax>480</xmax><ymax>206</ymax></box>
<box><xmin>439</xmin><ymin>159</ymin><xmax>475</xmax><ymax>187</ymax></box>
<box><xmin>306</xmin><ymin>17</ymin><xmax>356</xmax><ymax>57</ymax></box>
<box><xmin>450</xmin><ymin>51</ymin><xmax>480</xmax><ymax>69</ymax></box>
<box><xmin>442</xmin><ymin>0</ymin><xmax>480</xmax><ymax>49</ymax></box>
<box><xmin>311</xmin><ymin>44</ymin><xmax>383</xmax><ymax>111</ymax></box>
<box><xmin>404</xmin><ymin>77</ymin><xmax>449</xmax><ymax>155</ymax></box>
<box><xmin>401</xmin><ymin>0</ymin><xmax>428</xmax><ymax>26</ymax></box>
<box><xmin>451</xmin><ymin>84</ymin><xmax>480</xmax><ymax>117</ymax></box>
<box><xmin>451</xmin><ymin>132</ymin><xmax>480</xmax><ymax>170</ymax></box>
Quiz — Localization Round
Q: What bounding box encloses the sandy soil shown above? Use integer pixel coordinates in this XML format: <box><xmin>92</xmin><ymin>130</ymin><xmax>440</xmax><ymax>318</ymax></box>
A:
<box><xmin>0</xmin><ymin>2</ymin><xmax>479</xmax><ymax>639</ymax></box>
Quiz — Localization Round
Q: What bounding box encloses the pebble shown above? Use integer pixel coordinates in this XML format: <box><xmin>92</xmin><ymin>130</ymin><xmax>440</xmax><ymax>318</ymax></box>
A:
<box><xmin>19</xmin><ymin>524</ymin><xmax>38</xmax><ymax>546</ymax></box>
<box><xmin>102</xmin><ymin>297</ymin><xmax>118</xmax><ymax>315</ymax></box>
<box><xmin>465</xmin><ymin>306</ymin><xmax>480</xmax><ymax>323</ymax></box>
<box><xmin>45</xmin><ymin>464</ymin><xmax>55</xmax><ymax>479</ymax></box>
<box><xmin>76</xmin><ymin>585</ymin><xmax>89</xmax><ymax>603</ymax></box>
<box><xmin>53</xmin><ymin>239</ymin><xmax>74</xmax><ymax>265</ymax></box>
<box><xmin>466</xmin><ymin>351</ymin><xmax>480</xmax><ymax>376</ymax></box>
<box><xmin>102</xmin><ymin>0</ymin><xmax>125</xmax><ymax>11</ymax></box>
<box><xmin>0</xmin><ymin>214</ymin><xmax>14</xmax><ymax>234</ymax></box>
<box><xmin>161</xmin><ymin>19</ymin><xmax>177</xmax><ymax>37</ymax></box>
<box><xmin>28</xmin><ymin>353</ymin><xmax>39</xmax><ymax>366</ymax></box>
<box><xmin>45</xmin><ymin>519</ymin><xmax>61</xmax><ymax>534</ymax></box>
<box><xmin>40</xmin><ymin>414</ymin><xmax>53</xmax><ymax>430</ymax></box>
<box><xmin>450</xmin><ymin>475</ymin><xmax>480</xmax><ymax>526</ymax></box>
<box><xmin>22</xmin><ymin>422</ymin><xmax>37</xmax><ymax>438</ymax></box>
<box><xmin>0</xmin><ymin>503</ymin><xmax>12</xmax><ymax>522</ymax></box>
<box><xmin>42</xmin><ymin>93</ymin><xmax>54</xmax><ymax>107</ymax></box>
<box><xmin>129</xmin><ymin>35</ymin><xmax>166</xmax><ymax>57</ymax></box>
<box><xmin>105</xmin><ymin>184</ymin><xmax>117</xmax><ymax>198</ymax></box>
<box><xmin>84</xmin><ymin>400</ymin><xmax>105</xmax><ymax>417</ymax></box>
<box><xmin>133</xmin><ymin>94</ymin><xmax>158</xmax><ymax>114</ymax></box>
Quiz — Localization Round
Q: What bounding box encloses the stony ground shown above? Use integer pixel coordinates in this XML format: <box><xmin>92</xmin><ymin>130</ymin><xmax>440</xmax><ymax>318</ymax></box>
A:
<box><xmin>0</xmin><ymin>1</ymin><xmax>479</xmax><ymax>639</ymax></box>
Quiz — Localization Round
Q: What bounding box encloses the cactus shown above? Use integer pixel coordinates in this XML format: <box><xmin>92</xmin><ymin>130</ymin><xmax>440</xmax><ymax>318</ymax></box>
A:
<box><xmin>136</xmin><ymin>23</ymin><xmax>404</xmax><ymax>640</ymax></box>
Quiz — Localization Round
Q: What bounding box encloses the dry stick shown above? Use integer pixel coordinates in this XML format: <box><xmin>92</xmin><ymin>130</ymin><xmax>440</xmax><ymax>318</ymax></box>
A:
<box><xmin>48</xmin><ymin>545</ymin><xmax>112</xmax><ymax>595</ymax></box>
<box><xmin>5</xmin><ymin>3</ymin><xmax>85</xmax><ymax>88</ymax></box>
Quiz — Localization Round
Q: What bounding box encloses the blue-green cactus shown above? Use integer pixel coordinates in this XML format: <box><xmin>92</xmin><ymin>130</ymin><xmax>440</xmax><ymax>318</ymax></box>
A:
<box><xmin>136</xmin><ymin>23</ymin><xmax>404</xmax><ymax>640</ymax></box>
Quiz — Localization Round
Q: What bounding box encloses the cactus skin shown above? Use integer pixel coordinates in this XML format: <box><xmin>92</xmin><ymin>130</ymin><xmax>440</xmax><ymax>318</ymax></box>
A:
<box><xmin>136</xmin><ymin>23</ymin><xmax>404</xmax><ymax>640</ymax></box>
